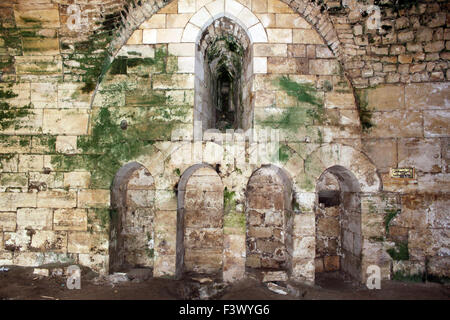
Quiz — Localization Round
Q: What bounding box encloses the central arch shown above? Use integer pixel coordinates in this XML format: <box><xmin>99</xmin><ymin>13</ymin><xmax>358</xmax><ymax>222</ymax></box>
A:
<box><xmin>176</xmin><ymin>163</ymin><xmax>224</xmax><ymax>279</ymax></box>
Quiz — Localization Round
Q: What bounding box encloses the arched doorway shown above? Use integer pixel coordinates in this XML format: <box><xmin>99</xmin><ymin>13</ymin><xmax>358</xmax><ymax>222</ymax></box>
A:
<box><xmin>315</xmin><ymin>165</ymin><xmax>362</xmax><ymax>282</ymax></box>
<box><xmin>176</xmin><ymin>164</ymin><xmax>224</xmax><ymax>279</ymax></box>
<box><xmin>245</xmin><ymin>165</ymin><xmax>294</xmax><ymax>277</ymax></box>
<box><xmin>110</xmin><ymin>162</ymin><xmax>155</xmax><ymax>273</ymax></box>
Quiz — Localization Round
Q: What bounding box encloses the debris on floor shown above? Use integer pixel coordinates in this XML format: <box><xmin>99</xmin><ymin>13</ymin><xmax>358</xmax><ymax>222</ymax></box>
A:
<box><xmin>266</xmin><ymin>282</ymin><xmax>288</xmax><ymax>295</ymax></box>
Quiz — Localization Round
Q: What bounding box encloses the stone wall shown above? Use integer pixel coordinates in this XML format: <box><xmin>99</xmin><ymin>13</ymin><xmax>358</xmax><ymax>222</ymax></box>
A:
<box><xmin>0</xmin><ymin>0</ymin><xmax>449</xmax><ymax>283</ymax></box>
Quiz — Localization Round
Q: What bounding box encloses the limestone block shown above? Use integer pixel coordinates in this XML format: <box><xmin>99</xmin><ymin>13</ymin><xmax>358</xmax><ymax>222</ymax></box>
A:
<box><xmin>398</xmin><ymin>138</ymin><xmax>441</xmax><ymax>173</ymax></box>
<box><xmin>23</xmin><ymin>37</ymin><xmax>59</xmax><ymax>56</ymax></box>
<box><xmin>14</xmin><ymin>4</ymin><xmax>60</xmax><ymax>28</ymax></box>
<box><xmin>190</xmin><ymin>7</ymin><xmax>212</xmax><ymax>28</ymax></box>
<box><xmin>405</xmin><ymin>83</ymin><xmax>449</xmax><ymax>110</ymax></box>
<box><xmin>42</xmin><ymin>109</ymin><xmax>89</xmax><ymax>135</ymax></box>
<box><xmin>237</xmin><ymin>7</ymin><xmax>259</xmax><ymax>28</ymax></box>
<box><xmin>15</xmin><ymin>56</ymin><xmax>62</xmax><ymax>75</ymax></box>
<box><xmin>268</xmin><ymin>0</ymin><xmax>292</xmax><ymax>13</ymax></box>
<box><xmin>253</xmin><ymin>57</ymin><xmax>267</xmax><ymax>74</ymax></box>
<box><xmin>67</xmin><ymin>232</ymin><xmax>91</xmax><ymax>254</ymax></box>
<box><xmin>179</xmin><ymin>0</ymin><xmax>196</xmax><ymax>13</ymax></box>
<box><xmin>248</xmin><ymin>23</ymin><xmax>268</xmax><ymax>43</ymax></box>
<box><xmin>267</xmin><ymin>29</ymin><xmax>292</xmax><ymax>43</ymax></box>
<box><xmin>177</xmin><ymin>56</ymin><xmax>195</xmax><ymax>73</ymax></box>
<box><xmin>254</xmin><ymin>43</ymin><xmax>287</xmax><ymax>57</ymax></box>
<box><xmin>4</xmin><ymin>230</ymin><xmax>30</xmax><ymax>252</ymax></box>
<box><xmin>168</xmin><ymin>43</ymin><xmax>196</xmax><ymax>56</ymax></box>
<box><xmin>225</xmin><ymin>0</ymin><xmax>244</xmax><ymax>17</ymax></box>
<box><xmin>367</xmin><ymin>111</ymin><xmax>422</xmax><ymax>138</ymax></box>
<box><xmin>293</xmin><ymin>213</ymin><xmax>315</xmax><ymax>236</ymax></box>
<box><xmin>55</xmin><ymin>136</ymin><xmax>78</xmax><ymax>154</ymax></box>
<box><xmin>53</xmin><ymin>208</ymin><xmax>87</xmax><ymax>231</ymax></box>
<box><xmin>140</xmin><ymin>14</ymin><xmax>166</xmax><ymax>29</ymax></box>
<box><xmin>37</xmin><ymin>190</ymin><xmax>76</xmax><ymax>208</ymax></box>
<box><xmin>156</xmin><ymin>29</ymin><xmax>184</xmax><ymax>43</ymax></box>
<box><xmin>0</xmin><ymin>173</ymin><xmax>27</xmax><ymax>190</ymax></box>
<box><xmin>16</xmin><ymin>208</ymin><xmax>52</xmax><ymax>231</ymax></box>
<box><xmin>309</xmin><ymin>59</ymin><xmax>339</xmax><ymax>75</ymax></box>
<box><xmin>362</xmin><ymin>139</ymin><xmax>397</xmax><ymax>172</ymax></box>
<box><xmin>293</xmin><ymin>29</ymin><xmax>324</xmax><ymax>44</ymax></box>
<box><xmin>18</xmin><ymin>155</ymin><xmax>44</xmax><ymax>173</ymax></box>
<box><xmin>0</xmin><ymin>193</ymin><xmax>37</xmax><ymax>211</ymax></box>
<box><xmin>267</xmin><ymin>57</ymin><xmax>297</xmax><ymax>74</ymax></box>
<box><xmin>275</xmin><ymin>14</ymin><xmax>310</xmax><ymax>28</ymax></box>
<box><xmin>142</xmin><ymin>29</ymin><xmax>156</xmax><ymax>44</ymax></box>
<box><xmin>12</xmin><ymin>252</ymin><xmax>43</xmax><ymax>267</ymax></box>
<box><xmin>0</xmin><ymin>212</ymin><xmax>17</xmax><ymax>232</ymax></box>
<box><xmin>153</xmin><ymin>74</ymin><xmax>195</xmax><ymax>89</ymax></box>
<box><xmin>166</xmin><ymin>14</ymin><xmax>193</xmax><ymax>28</ymax></box>
<box><xmin>366</xmin><ymin>85</ymin><xmax>405</xmax><ymax>111</ymax></box>
<box><xmin>181</xmin><ymin>23</ymin><xmax>200</xmax><ymax>42</ymax></box>
<box><xmin>256</xmin><ymin>13</ymin><xmax>275</xmax><ymax>28</ymax></box>
<box><xmin>31</xmin><ymin>83</ymin><xmax>57</xmax><ymax>107</ymax></box>
<box><xmin>424</xmin><ymin>110</ymin><xmax>450</xmax><ymax>138</ymax></box>
<box><xmin>325</xmin><ymin>92</ymin><xmax>355</xmax><ymax>109</ymax></box>
<box><xmin>293</xmin><ymin>236</ymin><xmax>315</xmax><ymax>259</ymax></box>
<box><xmin>78</xmin><ymin>189</ymin><xmax>110</xmax><ymax>208</ymax></box>
<box><xmin>63</xmin><ymin>172</ymin><xmax>90</xmax><ymax>189</ymax></box>
<box><xmin>31</xmin><ymin>231</ymin><xmax>67</xmax><ymax>252</ymax></box>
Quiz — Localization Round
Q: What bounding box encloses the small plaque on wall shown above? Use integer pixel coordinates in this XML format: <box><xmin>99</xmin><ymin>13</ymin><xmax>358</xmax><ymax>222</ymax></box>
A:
<box><xmin>390</xmin><ymin>168</ymin><xmax>415</xmax><ymax>179</ymax></box>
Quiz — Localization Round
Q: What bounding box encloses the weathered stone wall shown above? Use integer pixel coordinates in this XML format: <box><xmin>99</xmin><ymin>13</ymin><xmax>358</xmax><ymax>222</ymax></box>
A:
<box><xmin>0</xmin><ymin>0</ymin><xmax>449</xmax><ymax>283</ymax></box>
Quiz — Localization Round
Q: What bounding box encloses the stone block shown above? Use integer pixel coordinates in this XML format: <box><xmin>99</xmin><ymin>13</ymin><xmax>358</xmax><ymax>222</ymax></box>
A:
<box><xmin>63</xmin><ymin>172</ymin><xmax>91</xmax><ymax>189</ymax></box>
<box><xmin>78</xmin><ymin>189</ymin><xmax>110</xmax><ymax>208</ymax></box>
<box><xmin>309</xmin><ymin>59</ymin><xmax>339</xmax><ymax>75</ymax></box>
<box><xmin>367</xmin><ymin>111</ymin><xmax>422</xmax><ymax>138</ymax></box>
<box><xmin>365</xmin><ymin>85</ymin><xmax>405</xmax><ymax>111</ymax></box>
<box><xmin>398</xmin><ymin>138</ymin><xmax>441</xmax><ymax>173</ymax></box>
<box><xmin>293</xmin><ymin>29</ymin><xmax>324</xmax><ymax>44</ymax></box>
<box><xmin>37</xmin><ymin>190</ymin><xmax>76</xmax><ymax>208</ymax></box>
<box><xmin>405</xmin><ymin>83</ymin><xmax>449</xmax><ymax>110</ymax></box>
<box><xmin>16</xmin><ymin>208</ymin><xmax>52</xmax><ymax>231</ymax></box>
<box><xmin>0</xmin><ymin>193</ymin><xmax>37</xmax><ymax>211</ymax></box>
<box><xmin>42</xmin><ymin>109</ymin><xmax>89</xmax><ymax>135</ymax></box>
<box><xmin>267</xmin><ymin>29</ymin><xmax>292</xmax><ymax>43</ymax></box>
<box><xmin>53</xmin><ymin>209</ymin><xmax>87</xmax><ymax>231</ymax></box>
<box><xmin>424</xmin><ymin>110</ymin><xmax>450</xmax><ymax>138</ymax></box>
<box><xmin>30</xmin><ymin>231</ymin><xmax>67</xmax><ymax>252</ymax></box>
<box><xmin>0</xmin><ymin>212</ymin><xmax>16</xmax><ymax>232</ymax></box>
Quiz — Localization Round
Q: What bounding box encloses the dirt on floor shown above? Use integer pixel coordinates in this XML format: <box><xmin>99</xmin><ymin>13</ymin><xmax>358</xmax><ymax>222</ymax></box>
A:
<box><xmin>0</xmin><ymin>266</ymin><xmax>449</xmax><ymax>300</ymax></box>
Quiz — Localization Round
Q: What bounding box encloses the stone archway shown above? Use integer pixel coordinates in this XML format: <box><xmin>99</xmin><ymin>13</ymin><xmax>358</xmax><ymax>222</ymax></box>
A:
<box><xmin>315</xmin><ymin>165</ymin><xmax>362</xmax><ymax>282</ymax></box>
<box><xmin>245</xmin><ymin>164</ymin><xmax>294</xmax><ymax>278</ymax></box>
<box><xmin>176</xmin><ymin>163</ymin><xmax>224</xmax><ymax>279</ymax></box>
<box><xmin>110</xmin><ymin>162</ymin><xmax>155</xmax><ymax>273</ymax></box>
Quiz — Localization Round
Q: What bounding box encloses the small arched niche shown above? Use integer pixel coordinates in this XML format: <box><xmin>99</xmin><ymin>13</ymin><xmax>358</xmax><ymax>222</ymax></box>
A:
<box><xmin>315</xmin><ymin>165</ymin><xmax>362</xmax><ymax>282</ymax></box>
<box><xmin>176</xmin><ymin>164</ymin><xmax>224</xmax><ymax>280</ymax></box>
<box><xmin>245</xmin><ymin>165</ymin><xmax>294</xmax><ymax>277</ymax></box>
<box><xmin>195</xmin><ymin>16</ymin><xmax>254</xmax><ymax>132</ymax></box>
<box><xmin>110</xmin><ymin>162</ymin><xmax>155</xmax><ymax>273</ymax></box>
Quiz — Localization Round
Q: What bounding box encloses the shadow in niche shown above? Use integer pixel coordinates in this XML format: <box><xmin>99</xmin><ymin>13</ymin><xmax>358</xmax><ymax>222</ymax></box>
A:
<box><xmin>195</xmin><ymin>17</ymin><xmax>254</xmax><ymax>133</ymax></box>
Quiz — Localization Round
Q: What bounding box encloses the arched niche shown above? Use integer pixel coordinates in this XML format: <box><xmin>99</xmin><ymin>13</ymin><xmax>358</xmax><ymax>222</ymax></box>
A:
<box><xmin>195</xmin><ymin>16</ymin><xmax>254</xmax><ymax>132</ymax></box>
<box><xmin>110</xmin><ymin>162</ymin><xmax>155</xmax><ymax>273</ymax></box>
<box><xmin>314</xmin><ymin>165</ymin><xmax>362</xmax><ymax>282</ymax></box>
<box><xmin>245</xmin><ymin>164</ymin><xmax>294</xmax><ymax>277</ymax></box>
<box><xmin>176</xmin><ymin>163</ymin><xmax>224</xmax><ymax>280</ymax></box>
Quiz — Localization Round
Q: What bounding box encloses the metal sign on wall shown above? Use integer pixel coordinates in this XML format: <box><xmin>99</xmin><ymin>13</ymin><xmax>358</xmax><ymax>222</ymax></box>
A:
<box><xmin>390</xmin><ymin>168</ymin><xmax>415</xmax><ymax>179</ymax></box>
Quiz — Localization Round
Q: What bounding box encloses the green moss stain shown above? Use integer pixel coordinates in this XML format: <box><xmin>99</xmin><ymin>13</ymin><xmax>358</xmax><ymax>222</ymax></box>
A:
<box><xmin>384</xmin><ymin>208</ymin><xmax>400</xmax><ymax>234</ymax></box>
<box><xmin>224</xmin><ymin>210</ymin><xmax>246</xmax><ymax>235</ymax></box>
<box><xmin>0</xmin><ymin>88</ymin><xmax>32</xmax><ymax>131</ymax></box>
<box><xmin>355</xmin><ymin>89</ymin><xmax>375</xmax><ymax>132</ymax></box>
<box><xmin>387</xmin><ymin>241</ymin><xmax>409</xmax><ymax>261</ymax></box>
<box><xmin>259</xmin><ymin>76</ymin><xmax>324</xmax><ymax>131</ymax></box>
